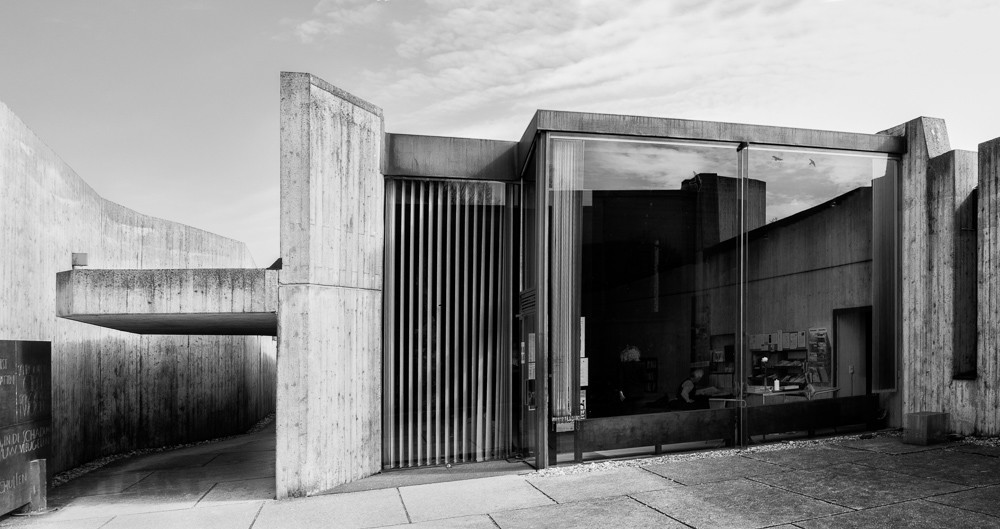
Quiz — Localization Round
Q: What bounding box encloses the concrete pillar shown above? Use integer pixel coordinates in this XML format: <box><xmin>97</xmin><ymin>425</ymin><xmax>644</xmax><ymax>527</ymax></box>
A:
<box><xmin>897</xmin><ymin>117</ymin><xmax>984</xmax><ymax>434</ymax></box>
<box><xmin>277</xmin><ymin>72</ymin><xmax>384</xmax><ymax>497</ymax></box>
<box><xmin>898</xmin><ymin>117</ymin><xmax>950</xmax><ymax>425</ymax></box>
<box><xmin>976</xmin><ymin>137</ymin><xmax>1000</xmax><ymax>434</ymax></box>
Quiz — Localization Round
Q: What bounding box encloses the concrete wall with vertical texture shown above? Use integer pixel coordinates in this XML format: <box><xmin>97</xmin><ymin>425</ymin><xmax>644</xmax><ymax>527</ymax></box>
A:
<box><xmin>896</xmin><ymin>116</ymin><xmax>1000</xmax><ymax>435</ymax></box>
<box><xmin>0</xmin><ymin>99</ymin><xmax>277</xmax><ymax>473</ymax></box>
<box><xmin>975</xmin><ymin>138</ymin><xmax>1000</xmax><ymax>435</ymax></box>
<box><xmin>278</xmin><ymin>72</ymin><xmax>384</xmax><ymax>497</ymax></box>
<box><xmin>899</xmin><ymin>117</ymin><xmax>951</xmax><ymax>429</ymax></box>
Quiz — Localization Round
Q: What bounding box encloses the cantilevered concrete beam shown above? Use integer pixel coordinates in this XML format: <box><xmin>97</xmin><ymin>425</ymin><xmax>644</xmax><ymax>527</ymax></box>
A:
<box><xmin>56</xmin><ymin>269</ymin><xmax>278</xmax><ymax>335</ymax></box>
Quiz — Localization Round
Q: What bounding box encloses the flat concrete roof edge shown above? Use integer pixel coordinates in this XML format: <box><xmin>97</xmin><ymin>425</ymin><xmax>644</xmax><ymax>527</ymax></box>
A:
<box><xmin>532</xmin><ymin>110</ymin><xmax>907</xmax><ymax>154</ymax></box>
<box><xmin>383</xmin><ymin>133</ymin><xmax>518</xmax><ymax>181</ymax></box>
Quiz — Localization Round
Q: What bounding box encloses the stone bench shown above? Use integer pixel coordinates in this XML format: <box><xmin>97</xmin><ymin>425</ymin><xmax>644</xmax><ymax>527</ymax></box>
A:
<box><xmin>903</xmin><ymin>412</ymin><xmax>949</xmax><ymax>445</ymax></box>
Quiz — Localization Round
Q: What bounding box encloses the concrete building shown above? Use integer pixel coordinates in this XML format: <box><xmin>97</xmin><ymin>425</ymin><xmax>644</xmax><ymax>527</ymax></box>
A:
<box><xmin>5</xmin><ymin>71</ymin><xmax>999</xmax><ymax>499</ymax></box>
<box><xmin>0</xmin><ymin>99</ymin><xmax>277</xmax><ymax>475</ymax></box>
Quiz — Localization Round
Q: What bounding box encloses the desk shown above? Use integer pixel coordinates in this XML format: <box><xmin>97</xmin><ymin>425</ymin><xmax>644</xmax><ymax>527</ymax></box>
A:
<box><xmin>708</xmin><ymin>397</ymin><xmax>744</xmax><ymax>409</ymax></box>
<box><xmin>745</xmin><ymin>389</ymin><xmax>807</xmax><ymax>406</ymax></box>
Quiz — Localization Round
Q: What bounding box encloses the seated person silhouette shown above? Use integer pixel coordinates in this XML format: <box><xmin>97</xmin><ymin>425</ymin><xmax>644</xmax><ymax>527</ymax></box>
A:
<box><xmin>674</xmin><ymin>368</ymin><xmax>722</xmax><ymax>410</ymax></box>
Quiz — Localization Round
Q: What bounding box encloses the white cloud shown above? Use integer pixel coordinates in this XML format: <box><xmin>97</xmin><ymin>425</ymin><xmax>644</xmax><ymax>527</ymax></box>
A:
<box><xmin>288</xmin><ymin>0</ymin><xmax>1000</xmax><ymax>149</ymax></box>
<box><xmin>294</xmin><ymin>0</ymin><xmax>387</xmax><ymax>42</ymax></box>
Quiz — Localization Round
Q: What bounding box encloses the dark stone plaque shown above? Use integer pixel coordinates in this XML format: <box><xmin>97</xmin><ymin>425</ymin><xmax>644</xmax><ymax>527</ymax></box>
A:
<box><xmin>0</xmin><ymin>341</ymin><xmax>51</xmax><ymax>515</ymax></box>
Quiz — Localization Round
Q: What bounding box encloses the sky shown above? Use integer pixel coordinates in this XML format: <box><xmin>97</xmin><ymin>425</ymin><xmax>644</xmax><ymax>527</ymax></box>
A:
<box><xmin>1</xmin><ymin>0</ymin><xmax>999</xmax><ymax>266</ymax></box>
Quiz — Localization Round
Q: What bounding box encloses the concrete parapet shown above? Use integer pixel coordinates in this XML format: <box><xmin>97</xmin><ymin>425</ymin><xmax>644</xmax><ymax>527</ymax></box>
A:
<box><xmin>56</xmin><ymin>268</ymin><xmax>278</xmax><ymax>335</ymax></box>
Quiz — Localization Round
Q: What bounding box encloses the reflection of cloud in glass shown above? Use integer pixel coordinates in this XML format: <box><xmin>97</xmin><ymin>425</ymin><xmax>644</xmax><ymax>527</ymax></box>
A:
<box><xmin>751</xmin><ymin>149</ymin><xmax>883</xmax><ymax>222</ymax></box>
<box><xmin>583</xmin><ymin>140</ymin><xmax>737</xmax><ymax>190</ymax></box>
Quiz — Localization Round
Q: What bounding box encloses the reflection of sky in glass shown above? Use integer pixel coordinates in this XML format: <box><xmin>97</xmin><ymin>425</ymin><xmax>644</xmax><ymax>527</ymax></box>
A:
<box><xmin>750</xmin><ymin>148</ymin><xmax>895</xmax><ymax>222</ymax></box>
<box><xmin>582</xmin><ymin>139</ymin><xmax>737</xmax><ymax>190</ymax></box>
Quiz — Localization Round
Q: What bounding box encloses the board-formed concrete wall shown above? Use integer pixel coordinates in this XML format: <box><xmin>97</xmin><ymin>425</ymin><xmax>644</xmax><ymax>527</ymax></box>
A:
<box><xmin>896</xmin><ymin>117</ymin><xmax>1000</xmax><ymax>436</ymax></box>
<box><xmin>0</xmin><ymin>99</ymin><xmax>277</xmax><ymax>473</ymax></box>
<box><xmin>277</xmin><ymin>72</ymin><xmax>383</xmax><ymax>497</ymax></box>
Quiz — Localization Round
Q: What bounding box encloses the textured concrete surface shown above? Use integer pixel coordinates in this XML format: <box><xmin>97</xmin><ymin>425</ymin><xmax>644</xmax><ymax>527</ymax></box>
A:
<box><xmin>57</xmin><ymin>268</ymin><xmax>278</xmax><ymax>335</ymax></box>
<box><xmin>0</xmin><ymin>98</ymin><xmax>276</xmax><ymax>474</ymax></box>
<box><xmin>3</xmin><ymin>430</ymin><xmax>1000</xmax><ymax>528</ymax></box>
<box><xmin>525</xmin><ymin>467</ymin><xmax>677</xmax><ymax>503</ymax></box>
<box><xmin>277</xmin><ymin>72</ymin><xmax>384</xmax><ymax>498</ymax></box>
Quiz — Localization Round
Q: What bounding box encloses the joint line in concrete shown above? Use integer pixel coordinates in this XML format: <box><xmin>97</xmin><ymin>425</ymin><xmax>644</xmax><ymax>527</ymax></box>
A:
<box><xmin>396</xmin><ymin>488</ymin><xmax>412</xmax><ymax>524</ymax></box>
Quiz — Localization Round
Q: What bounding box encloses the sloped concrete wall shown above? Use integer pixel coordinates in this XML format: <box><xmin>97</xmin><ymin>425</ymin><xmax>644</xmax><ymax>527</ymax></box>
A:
<box><xmin>0</xmin><ymin>99</ymin><xmax>277</xmax><ymax>473</ymax></box>
<box><xmin>277</xmin><ymin>72</ymin><xmax>383</xmax><ymax>497</ymax></box>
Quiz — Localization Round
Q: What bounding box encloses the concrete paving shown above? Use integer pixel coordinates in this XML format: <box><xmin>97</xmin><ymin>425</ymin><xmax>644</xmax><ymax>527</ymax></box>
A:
<box><xmin>3</xmin><ymin>425</ymin><xmax>1000</xmax><ymax>528</ymax></box>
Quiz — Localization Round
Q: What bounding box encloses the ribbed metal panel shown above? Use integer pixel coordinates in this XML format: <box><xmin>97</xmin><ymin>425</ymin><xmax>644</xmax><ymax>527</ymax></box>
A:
<box><xmin>872</xmin><ymin>170</ymin><xmax>899</xmax><ymax>391</ymax></box>
<box><xmin>384</xmin><ymin>179</ymin><xmax>512</xmax><ymax>468</ymax></box>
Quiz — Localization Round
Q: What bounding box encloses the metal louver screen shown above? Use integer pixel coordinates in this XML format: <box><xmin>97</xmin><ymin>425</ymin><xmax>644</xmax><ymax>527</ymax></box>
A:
<box><xmin>383</xmin><ymin>179</ymin><xmax>512</xmax><ymax>468</ymax></box>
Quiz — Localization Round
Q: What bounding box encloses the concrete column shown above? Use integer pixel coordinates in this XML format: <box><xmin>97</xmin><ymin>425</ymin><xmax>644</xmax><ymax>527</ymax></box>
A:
<box><xmin>277</xmin><ymin>72</ymin><xmax>384</xmax><ymax>497</ymax></box>
<box><xmin>897</xmin><ymin>117</ymin><xmax>950</xmax><ymax>426</ymax></box>
<box><xmin>976</xmin><ymin>137</ymin><xmax>1000</xmax><ymax>434</ymax></box>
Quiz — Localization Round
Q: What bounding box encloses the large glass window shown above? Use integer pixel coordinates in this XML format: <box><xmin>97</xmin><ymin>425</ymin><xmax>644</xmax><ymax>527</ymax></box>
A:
<box><xmin>537</xmin><ymin>132</ymin><xmax>900</xmax><ymax>464</ymax></box>
<box><xmin>742</xmin><ymin>146</ymin><xmax>900</xmax><ymax>403</ymax></box>
<box><xmin>546</xmin><ymin>136</ymin><xmax>741</xmax><ymax>427</ymax></box>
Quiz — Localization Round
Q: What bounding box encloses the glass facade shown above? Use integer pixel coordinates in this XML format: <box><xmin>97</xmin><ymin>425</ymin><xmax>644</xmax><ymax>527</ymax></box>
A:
<box><xmin>546</xmin><ymin>136</ymin><xmax>741</xmax><ymax>425</ymax></box>
<box><xmin>743</xmin><ymin>146</ymin><xmax>899</xmax><ymax>404</ymax></box>
<box><xmin>539</xmin><ymin>134</ymin><xmax>900</xmax><ymax>462</ymax></box>
<box><xmin>382</xmin><ymin>126</ymin><xmax>902</xmax><ymax>470</ymax></box>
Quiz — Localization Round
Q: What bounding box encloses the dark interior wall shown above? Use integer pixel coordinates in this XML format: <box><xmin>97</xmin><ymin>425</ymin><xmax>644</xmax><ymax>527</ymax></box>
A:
<box><xmin>699</xmin><ymin>187</ymin><xmax>874</xmax><ymax>386</ymax></box>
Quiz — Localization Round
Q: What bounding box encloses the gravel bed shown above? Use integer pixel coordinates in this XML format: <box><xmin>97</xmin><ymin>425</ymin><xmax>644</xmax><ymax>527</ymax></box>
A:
<box><xmin>51</xmin><ymin>413</ymin><xmax>275</xmax><ymax>488</ymax></box>
<box><xmin>532</xmin><ymin>429</ymin><xmax>903</xmax><ymax>477</ymax></box>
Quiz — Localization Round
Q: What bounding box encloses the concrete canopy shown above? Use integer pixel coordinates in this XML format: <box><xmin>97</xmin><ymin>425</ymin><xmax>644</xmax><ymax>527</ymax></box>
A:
<box><xmin>56</xmin><ymin>268</ymin><xmax>278</xmax><ymax>336</ymax></box>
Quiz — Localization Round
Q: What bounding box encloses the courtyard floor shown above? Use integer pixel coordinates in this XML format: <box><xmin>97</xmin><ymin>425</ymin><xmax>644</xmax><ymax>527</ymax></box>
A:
<box><xmin>2</xmin><ymin>424</ymin><xmax>1000</xmax><ymax>528</ymax></box>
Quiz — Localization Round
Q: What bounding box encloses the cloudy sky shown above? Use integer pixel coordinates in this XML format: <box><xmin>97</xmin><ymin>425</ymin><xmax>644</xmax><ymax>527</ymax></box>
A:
<box><xmin>1</xmin><ymin>0</ymin><xmax>998</xmax><ymax>265</ymax></box>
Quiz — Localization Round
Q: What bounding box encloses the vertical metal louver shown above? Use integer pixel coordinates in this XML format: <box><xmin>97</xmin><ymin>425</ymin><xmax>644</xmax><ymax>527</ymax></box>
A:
<box><xmin>383</xmin><ymin>179</ymin><xmax>512</xmax><ymax>468</ymax></box>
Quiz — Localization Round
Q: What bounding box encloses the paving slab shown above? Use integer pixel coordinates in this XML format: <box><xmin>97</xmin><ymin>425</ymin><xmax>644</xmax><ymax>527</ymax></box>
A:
<box><xmin>100</xmin><ymin>452</ymin><xmax>220</xmax><ymax>473</ymax></box>
<box><xmin>238</xmin><ymin>439</ymin><xmax>277</xmax><ymax>452</ymax></box>
<box><xmin>857</xmin><ymin>450</ymin><xmax>1000</xmax><ymax>486</ymax></box>
<box><xmin>796</xmin><ymin>498</ymin><xmax>1000</xmax><ymax>528</ymax></box>
<box><xmin>0</xmin><ymin>515</ymin><xmax>113</xmax><ymax>528</ymax></box>
<box><xmin>926</xmin><ymin>483</ymin><xmax>1000</xmax><ymax>518</ymax></box>
<box><xmin>632</xmin><ymin>477</ymin><xmax>848</xmax><ymax>528</ymax></box>
<box><xmin>27</xmin><ymin>491</ymin><xmax>204</xmax><ymax>523</ymax></box>
<box><xmin>379</xmin><ymin>514</ymin><xmax>499</xmax><ymax>528</ymax></box>
<box><xmin>327</xmin><ymin>460</ymin><xmax>533</xmax><ymax>494</ymax></box>
<box><xmin>753</xmin><ymin>462</ymin><xmax>967</xmax><ymax>509</ymax></box>
<box><xmin>399</xmin><ymin>475</ymin><xmax>553</xmax><ymax>522</ymax></box>
<box><xmin>197</xmin><ymin>477</ymin><xmax>274</xmax><ymax>506</ymax></box>
<box><xmin>446</xmin><ymin>460</ymin><xmax>534</xmax><ymax>476</ymax></box>
<box><xmin>118</xmin><ymin>475</ymin><xmax>218</xmax><ymax>497</ymax></box>
<box><xmin>102</xmin><ymin>501</ymin><xmax>263</xmax><ymax>529</ymax></box>
<box><xmin>642</xmin><ymin>454</ymin><xmax>785</xmax><ymax>485</ymax></box>
<box><xmin>205</xmin><ymin>450</ymin><xmax>276</xmax><ymax>467</ymax></box>
<box><xmin>951</xmin><ymin>443</ymin><xmax>1000</xmax><ymax>458</ymax></box>
<box><xmin>742</xmin><ymin>444</ymin><xmax>875</xmax><ymax>470</ymax></box>
<box><xmin>527</xmin><ymin>467</ymin><xmax>676</xmax><ymax>503</ymax></box>
<box><xmin>492</xmin><ymin>496</ymin><xmax>686</xmax><ymax>529</ymax></box>
<box><xmin>48</xmin><ymin>470</ymin><xmax>152</xmax><ymax>499</ymax></box>
<box><xmin>834</xmin><ymin>436</ymin><xmax>953</xmax><ymax>455</ymax></box>
<box><xmin>254</xmin><ymin>488</ymin><xmax>408</xmax><ymax>529</ymax></box>
<box><xmin>125</xmin><ymin>463</ymin><xmax>274</xmax><ymax>494</ymax></box>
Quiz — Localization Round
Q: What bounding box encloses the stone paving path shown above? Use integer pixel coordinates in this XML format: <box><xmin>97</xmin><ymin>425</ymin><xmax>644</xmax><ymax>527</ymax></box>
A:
<box><xmin>3</xmin><ymin>425</ymin><xmax>1000</xmax><ymax>528</ymax></box>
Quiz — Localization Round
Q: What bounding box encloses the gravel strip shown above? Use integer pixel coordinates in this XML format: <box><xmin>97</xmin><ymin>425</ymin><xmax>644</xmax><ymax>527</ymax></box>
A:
<box><xmin>532</xmin><ymin>429</ymin><xmax>902</xmax><ymax>477</ymax></box>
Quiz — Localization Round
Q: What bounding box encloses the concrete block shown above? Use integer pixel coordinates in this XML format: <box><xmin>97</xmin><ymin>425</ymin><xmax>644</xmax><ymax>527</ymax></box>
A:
<box><xmin>903</xmin><ymin>412</ymin><xmax>950</xmax><ymax>445</ymax></box>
